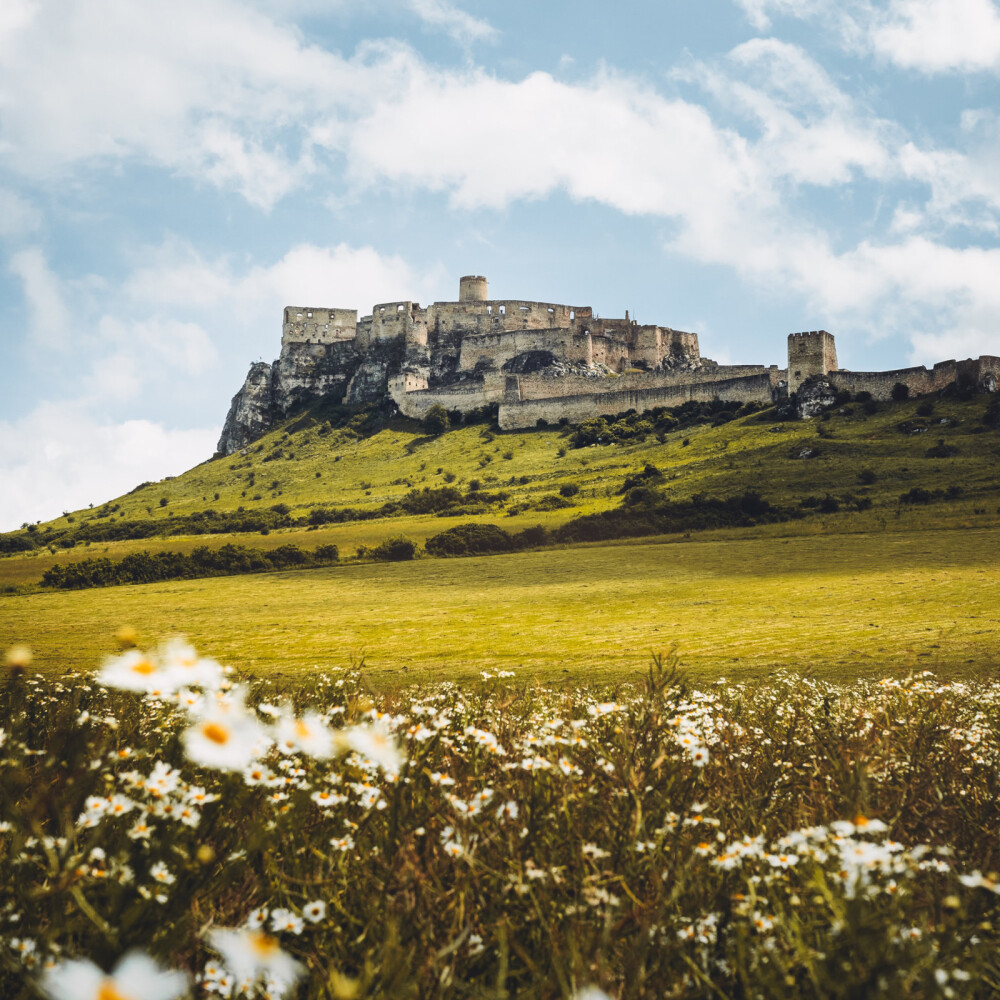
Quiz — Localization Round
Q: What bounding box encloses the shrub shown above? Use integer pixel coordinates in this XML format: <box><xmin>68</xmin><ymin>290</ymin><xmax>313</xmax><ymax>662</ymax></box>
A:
<box><xmin>512</xmin><ymin>525</ymin><xmax>549</xmax><ymax>548</ymax></box>
<box><xmin>558</xmin><ymin>483</ymin><xmax>580</xmax><ymax>498</ymax></box>
<box><xmin>620</xmin><ymin>463</ymin><xmax>665</xmax><ymax>493</ymax></box>
<box><xmin>916</xmin><ymin>401</ymin><xmax>935</xmax><ymax>417</ymax></box>
<box><xmin>425</xmin><ymin>523</ymin><xmax>515</xmax><ymax>557</ymax></box>
<box><xmin>891</xmin><ymin>382</ymin><xmax>910</xmax><ymax>401</ymax></box>
<box><xmin>422</xmin><ymin>404</ymin><xmax>450</xmax><ymax>436</ymax></box>
<box><xmin>532</xmin><ymin>494</ymin><xmax>574</xmax><ymax>511</ymax></box>
<box><xmin>370</xmin><ymin>536</ymin><xmax>417</xmax><ymax>561</ymax></box>
<box><xmin>858</xmin><ymin>468</ymin><xmax>877</xmax><ymax>485</ymax></box>
<box><xmin>925</xmin><ymin>438</ymin><xmax>959</xmax><ymax>458</ymax></box>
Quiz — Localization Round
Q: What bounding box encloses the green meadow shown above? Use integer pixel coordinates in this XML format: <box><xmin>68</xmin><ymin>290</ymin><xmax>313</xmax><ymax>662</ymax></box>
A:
<box><xmin>3</xmin><ymin>526</ymin><xmax>997</xmax><ymax>685</ymax></box>
<box><xmin>1</xmin><ymin>393</ymin><xmax>998</xmax><ymax>683</ymax></box>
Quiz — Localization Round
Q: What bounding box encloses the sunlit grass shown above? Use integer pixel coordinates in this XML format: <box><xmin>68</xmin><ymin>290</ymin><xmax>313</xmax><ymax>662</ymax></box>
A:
<box><xmin>3</xmin><ymin>526</ymin><xmax>997</xmax><ymax>685</ymax></box>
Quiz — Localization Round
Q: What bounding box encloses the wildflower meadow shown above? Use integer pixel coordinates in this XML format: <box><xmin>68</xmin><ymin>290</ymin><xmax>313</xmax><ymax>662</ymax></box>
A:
<box><xmin>1</xmin><ymin>640</ymin><xmax>999</xmax><ymax>999</ymax></box>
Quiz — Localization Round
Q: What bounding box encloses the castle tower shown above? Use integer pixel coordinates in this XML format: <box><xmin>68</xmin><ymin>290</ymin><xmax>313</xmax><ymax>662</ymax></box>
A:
<box><xmin>787</xmin><ymin>330</ymin><xmax>837</xmax><ymax>394</ymax></box>
<box><xmin>459</xmin><ymin>275</ymin><xmax>488</xmax><ymax>302</ymax></box>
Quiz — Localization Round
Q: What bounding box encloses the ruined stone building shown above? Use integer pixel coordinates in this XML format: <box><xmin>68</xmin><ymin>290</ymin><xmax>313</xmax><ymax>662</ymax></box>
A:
<box><xmin>217</xmin><ymin>276</ymin><xmax>998</xmax><ymax>454</ymax></box>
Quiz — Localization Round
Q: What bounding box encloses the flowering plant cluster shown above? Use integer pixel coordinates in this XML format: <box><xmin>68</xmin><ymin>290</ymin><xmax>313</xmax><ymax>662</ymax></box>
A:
<box><xmin>1</xmin><ymin>643</ymin><xmax>998</xmax><ymax>998</ymax></box>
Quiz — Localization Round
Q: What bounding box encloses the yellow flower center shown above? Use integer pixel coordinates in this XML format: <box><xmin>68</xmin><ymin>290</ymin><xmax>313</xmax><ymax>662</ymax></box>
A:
<box><xmin>97</xmin><ymin>981</ymin><xmax>129</xmax><ymax>1000</ymax></box>
<box><xmin>202</xmin><ymin>722</ymin><xmax>230</xmax><ymax>745</ymax></box>
<box><xmin>131</xmin><ymin>659</ymin><xmax>156</xmax><ymax>676</ymax></box>
<box><xmin>295</xmin><ymin>719</ymin><xmax>312</xmax><ymax>739</ymax></box>
<box><xmin>250</xmin><ymin>932</ymin><xmax>279</xmax><ymax>958</ymax></box>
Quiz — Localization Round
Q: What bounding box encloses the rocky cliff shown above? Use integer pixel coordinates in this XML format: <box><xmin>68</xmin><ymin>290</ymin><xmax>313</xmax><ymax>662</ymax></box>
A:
<box><xmin>216</xmin><ymin>340</ymin><xmax>410</xmax><ymax>455</ymax></box>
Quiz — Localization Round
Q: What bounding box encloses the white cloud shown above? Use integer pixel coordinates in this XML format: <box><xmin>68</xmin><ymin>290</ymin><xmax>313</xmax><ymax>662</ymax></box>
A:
<box><xmin>0</xmin><ymin>0</ymin><xmax>360</xmax><ymax>207</ymax></box>
<box><xmin>687</xmin><ymin>39</ymin><xmax>897</xmax><ymax>187</ymax></box>
<box><xmin>344</xmin><ymin>66</ymin><xmax>762</xmax><ymax>219</ymax></box>
<box><xmin>732</xmin><ymin>0</ymin><xmax>1000</xmax><ymax>73</ymax></box>
<box><xmin>0</xmin><ymin>402</ymin><xmax>218</xmax><ymax>531</ymax></box>
<box><xmin>733</xmin><ymin>0</ymin><xmax>831</xmax><ymax>31</ymax></box>
<box><xmin>8</xmin><ymin>247</ymin><xmax>71</xmax><ymax>349</ymax></box>
<box><xmin>870</xmin><ymin>0</ymin><xmax>1000</xmax><ymax>73</ymax></box>
<box><xmin>405</xmin><ymin>0</ymin><xmax>497</xmax><ymax>44</ymax></box>
<box><xmin>123</xmin><ymin>241</ymin><xmax>435</xmax><ymax>319</ymax></box>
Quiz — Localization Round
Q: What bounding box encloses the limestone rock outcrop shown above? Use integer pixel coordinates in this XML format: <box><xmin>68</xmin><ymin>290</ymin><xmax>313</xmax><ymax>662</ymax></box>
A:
<box><xmin>795</xmin><ymin>377</ymin><xmax>838</xmax><ymax>419</ymax></box>
<box><xmin>217</xmin><ymin>362</ymin><xmax>275</xmax><ymax>456</ymax></box>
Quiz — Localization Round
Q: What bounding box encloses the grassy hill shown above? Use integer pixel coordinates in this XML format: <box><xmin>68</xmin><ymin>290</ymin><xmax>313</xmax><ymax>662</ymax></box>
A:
<box><xmin>3</xmin><ymin>392</ymin><xmax>999</xmax><ymax>579</ymax></box>
<box><xmin>1</xmin><ymin>391</ymin><xmax>998</xmax><ymax>681</ymax></box>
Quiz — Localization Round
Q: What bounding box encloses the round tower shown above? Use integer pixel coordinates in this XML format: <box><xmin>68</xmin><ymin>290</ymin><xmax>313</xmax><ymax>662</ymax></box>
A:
<box><xmin>459</xmin><ymin>275</ymin><xmax>488</xmax><ymax>302</ymax></box>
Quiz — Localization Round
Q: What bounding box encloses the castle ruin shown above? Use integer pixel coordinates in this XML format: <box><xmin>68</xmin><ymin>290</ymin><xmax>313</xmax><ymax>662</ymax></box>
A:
<box><xmin>217</xmin><ymin>276</ymin><xmax>998</xmax><ymax>454</ymax></box>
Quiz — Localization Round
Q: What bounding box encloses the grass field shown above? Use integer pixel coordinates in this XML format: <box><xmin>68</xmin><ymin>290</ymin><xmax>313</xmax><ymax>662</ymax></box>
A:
<box><xmin>3</xmin><ymin>525</ymin><xmax>997</xmax><ymax>685</ymax></box>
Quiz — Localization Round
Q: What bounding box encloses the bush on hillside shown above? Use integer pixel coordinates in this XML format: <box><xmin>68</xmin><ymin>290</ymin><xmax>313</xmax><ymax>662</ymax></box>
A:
<box><xmin>39</xmin><ymin>542</ymin><xmax>341</xmax><ymax>590</ymax></box>
<box><xmin>366</xmin><ymin>536</ymin><xmax>417</xmax><ymax>561</ymax></box>
<box><xmin>620</xmin><ymin>463</ymin><xmax>665</xmax><ymax>493</ymax></box>
<box><xmin>423</xmin><ymin>404</ymin><xmax>450</xmax><ymax>436</ymax></box>
<box><xmin>425</xmin><ymin>523</ymin><xmax>515</xmax><ymax>557</ymax></box>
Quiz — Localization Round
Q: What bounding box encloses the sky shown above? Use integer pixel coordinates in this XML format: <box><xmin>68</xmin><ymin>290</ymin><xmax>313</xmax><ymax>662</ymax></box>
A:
<box><xmin>1</xmin><ymin>0</ymin><xmax>999</xmax><ymax>531</ymax></box>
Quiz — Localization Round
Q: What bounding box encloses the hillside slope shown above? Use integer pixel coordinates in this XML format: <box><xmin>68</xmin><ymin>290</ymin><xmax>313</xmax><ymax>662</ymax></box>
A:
<box><xmin>1</xmin><ymin>392</ymin><xmax>998</xmax><ymax>590</ymax></box>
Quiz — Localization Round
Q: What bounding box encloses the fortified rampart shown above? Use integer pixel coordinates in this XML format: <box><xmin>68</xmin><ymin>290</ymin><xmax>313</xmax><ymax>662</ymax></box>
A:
<box><xmin>496</xmin><ymin>373</ymin><xmax>778</xmax><ymax>430</ymax></box>
<box><xmin>216</xmin><ymin>275</ymin><xmax>998</xmax><ymax>455</ymax></box>
<box><xmin>828</xmin><ymin>356</ymin><xmax>999</xmax><ymax>400</ymax></box>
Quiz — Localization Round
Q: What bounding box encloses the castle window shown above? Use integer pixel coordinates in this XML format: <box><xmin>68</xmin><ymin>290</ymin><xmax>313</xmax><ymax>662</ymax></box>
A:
<box><xmin>397</xmin><ymin>304</ymin><xmax>405</xmax><ymax>313</ymax></box>
<box><xmin>570</xmin><ymin>310</ymin><xmax>575</xmax><ymax>320</ymax></box>
<box><xmin>296</xmin><ymin>313</ymin><xmax>303</xmax><ymax>320</ymax></box>
<box><xmin>499</xmin><ymin>305</ymin><xmax>506</xmax><ymax>315</ymax></box>
<box><xmin>380</xmin><ymin>307</ymin><xmax>385</xmax><ymax>315</ymax></box>
<box><xmin>487</xmin><ymin>305</ymin><xmax>492</xmax><ymax>315</ymax></box>
<box><xmin>307</xmin><ymin>311</ymin><xmax>313</xmax><ymax>318</ymax></box>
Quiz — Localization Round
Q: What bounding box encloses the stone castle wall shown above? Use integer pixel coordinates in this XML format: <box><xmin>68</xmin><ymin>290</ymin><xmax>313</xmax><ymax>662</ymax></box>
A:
<box><xmin>513</xmin><ymin>365</ymin><xmax>782</xmax><ymax>401</ymax></box>
<box><xmin>496</xmin><ymin>373</ymin><xmax>776</xmax><ymax>430</ymax></box>
<box><xmin>282</xmin><ymin>307</ymin><xmax>358</xmax><ymax>348</ymax></box>
<box><xmin>829</xmin><ymin>356</ymin><xmax>1000</xmax><ymax>399</ymax></box>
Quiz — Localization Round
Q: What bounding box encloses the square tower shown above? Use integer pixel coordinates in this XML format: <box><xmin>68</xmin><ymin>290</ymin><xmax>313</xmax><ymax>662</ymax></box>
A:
<box><xmin>787</xmin><ymin>331</ymin><xmax>837</xmax><ymax>393</ymax></box>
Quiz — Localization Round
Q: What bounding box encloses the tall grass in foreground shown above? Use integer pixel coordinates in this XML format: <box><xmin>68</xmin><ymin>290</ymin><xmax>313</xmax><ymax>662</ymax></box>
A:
<box><xmin>1</xmin><ymin>642</ymin><xmax>999</xmax><ymax>999</ymax></box>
